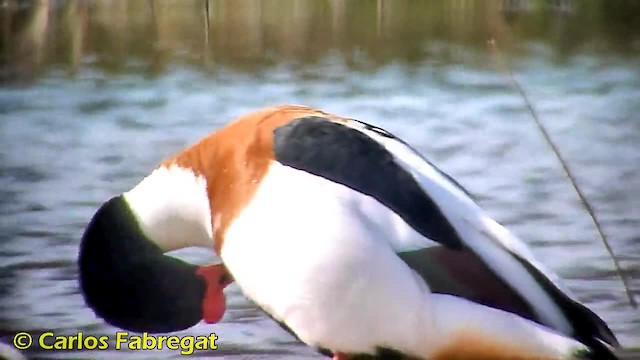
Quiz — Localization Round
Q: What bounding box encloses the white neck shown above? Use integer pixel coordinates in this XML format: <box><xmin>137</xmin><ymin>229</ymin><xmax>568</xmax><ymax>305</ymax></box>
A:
<box><xmin>123</xmin><ymin>165</ymin><xmax>214</xmax><ymax>252</ymax></box>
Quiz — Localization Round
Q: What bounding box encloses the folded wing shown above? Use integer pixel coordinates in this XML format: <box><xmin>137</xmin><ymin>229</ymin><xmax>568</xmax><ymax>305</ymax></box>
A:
<box><xmin>272</xmin><ymin>115</ymin><xmax>618</xmax><ymax>352</ymax></box>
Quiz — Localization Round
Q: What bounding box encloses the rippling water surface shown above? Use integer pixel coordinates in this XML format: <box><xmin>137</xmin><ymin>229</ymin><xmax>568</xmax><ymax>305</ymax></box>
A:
<box><xmin>1</xmin><ymin>1</ymin><xmax>639</xmax><ymax>358</ymax></box>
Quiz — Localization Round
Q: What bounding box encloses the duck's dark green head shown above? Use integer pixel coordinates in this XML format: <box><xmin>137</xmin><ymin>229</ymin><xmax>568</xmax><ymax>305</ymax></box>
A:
<box><xmin>79</xmin><ymin>193</ymin><xmax>232</xmax><ymax>333</ymax></box>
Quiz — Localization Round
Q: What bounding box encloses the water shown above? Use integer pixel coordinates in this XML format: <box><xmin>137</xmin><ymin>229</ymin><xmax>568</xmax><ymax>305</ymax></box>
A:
<box><xmin>1</xmin><ymin>0</ymin><xmax>639</xmax><ymax>358</ymax></box>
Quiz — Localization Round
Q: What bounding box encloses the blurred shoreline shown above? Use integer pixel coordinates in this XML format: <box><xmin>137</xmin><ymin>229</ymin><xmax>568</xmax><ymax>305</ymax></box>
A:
<box><xmin>1</xmin><ymin>0</ymin><xmax>639</xmax><ymax>84</ymax></box>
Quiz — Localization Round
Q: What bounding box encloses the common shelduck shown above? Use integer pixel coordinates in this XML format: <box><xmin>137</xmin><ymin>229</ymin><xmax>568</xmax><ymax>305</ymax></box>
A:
<box><xmin>79</xmin><ymin>105</ymin><xmax>620</xmax><ymax>360</ymax></box>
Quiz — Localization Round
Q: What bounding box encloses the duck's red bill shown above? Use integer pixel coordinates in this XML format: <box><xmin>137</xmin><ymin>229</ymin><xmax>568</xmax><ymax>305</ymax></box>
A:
<box><xmin>196</xmin><ymin>264</ymin><xmax>233</xmax><ymax>324</ymax></box>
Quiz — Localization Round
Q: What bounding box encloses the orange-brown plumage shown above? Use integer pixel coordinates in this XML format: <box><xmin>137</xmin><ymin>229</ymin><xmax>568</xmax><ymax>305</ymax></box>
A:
<box><xmin>161</xmin><ymin>104</ymin><xmax>344</xmax><ymax>253</ymax></box>
<box><xmin>430</xmin><ymin>331</ymin><xmax>557</xmax><ymax>360</ymax></box>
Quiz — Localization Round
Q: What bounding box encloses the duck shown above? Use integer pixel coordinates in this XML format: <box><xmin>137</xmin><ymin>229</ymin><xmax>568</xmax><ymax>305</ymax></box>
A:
<box><xmin>78</xmin><ymin>105</ymin><xmax>620</xmax><ymax>360</ymax></box>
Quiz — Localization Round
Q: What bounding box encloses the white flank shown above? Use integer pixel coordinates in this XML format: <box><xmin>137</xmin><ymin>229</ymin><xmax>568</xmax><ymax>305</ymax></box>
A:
<box><xmin>222</xmin><ymin>161</ymin><xmax>583</xmax><ymax>358</ymax></box>
<box><xmin>222</xmin><ymin>162</ymin><xmax>438</xmax><ymax>357</ymax></box>
<box><xmin>123</xmin><ymin>165</ymin><xmax>214</xmax><ymax>252</ymax></box>
<box><xmin>430</xmin><ymin>294</ymin><xmax>586</xmax><ymax>358</ymax></box>
<box><xmin>342</xmin><ymin>119</ymin><xmax>574</xmax><ymax>334</ymax></box>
